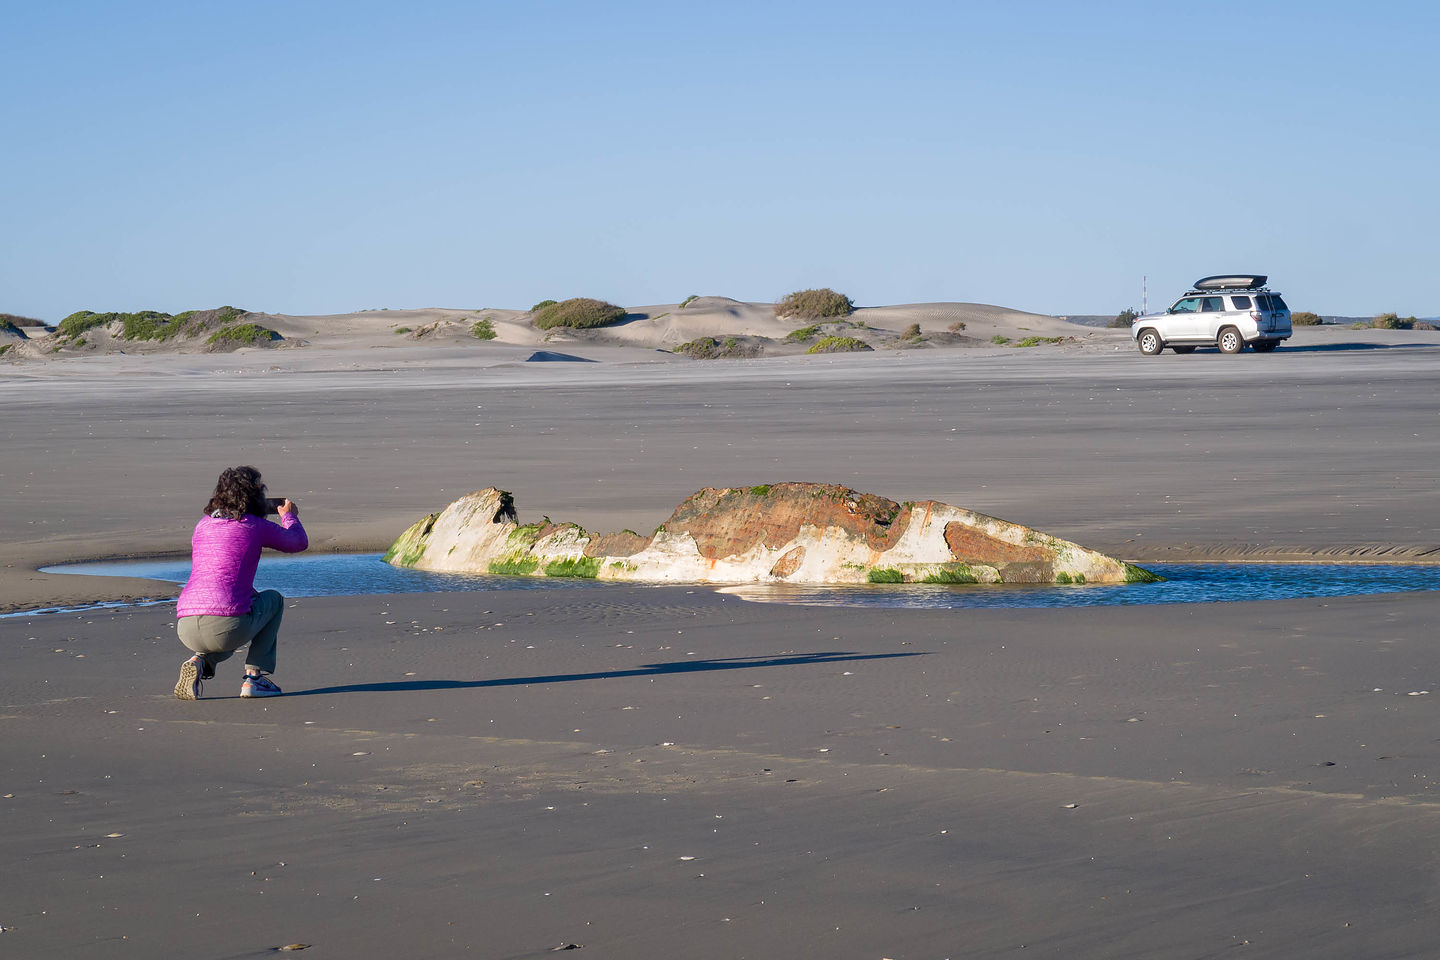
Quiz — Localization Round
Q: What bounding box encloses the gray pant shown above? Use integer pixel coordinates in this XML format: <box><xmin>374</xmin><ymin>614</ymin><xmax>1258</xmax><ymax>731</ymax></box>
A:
<box><xmin>176</xmin><ymin>589</ymin><xmax>284</xmax><ymax>675</ymax></box>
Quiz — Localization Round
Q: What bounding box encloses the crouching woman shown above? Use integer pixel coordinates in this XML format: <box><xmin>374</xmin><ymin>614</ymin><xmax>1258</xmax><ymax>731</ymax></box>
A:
<box><xmin>174</xmin><ymin>466</ymin><xmax>308</xmax><ymax>700</ymax></box>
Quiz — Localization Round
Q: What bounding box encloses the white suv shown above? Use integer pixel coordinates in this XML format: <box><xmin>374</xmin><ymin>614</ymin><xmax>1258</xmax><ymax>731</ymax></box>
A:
<box><xmin>1131</xmin><ymin>275</ymin><xmax>1292</xmax><ymax>355</ymax></box>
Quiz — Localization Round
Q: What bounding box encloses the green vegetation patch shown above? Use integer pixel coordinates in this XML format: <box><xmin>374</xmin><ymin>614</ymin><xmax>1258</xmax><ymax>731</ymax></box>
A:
<box><xmin>544</xmin><ymin>556</ymin><xmax>602</xmax><ymax>579</ymax></box>
<box><xmin>1015</xmin><ymin>336</ymin><xmax>1063</xmax><ymax>347</ymax></box>
<box><xmin>530</xmin><ymin>299</ymin><xmax>558</xmax><ymax>313</ymax></box>
<box><xmin>488</xmin><ymin>554</ymin><xmax>540</xmax><ymax>576</ymax></box>
<box><xmin>471</xmin><ymin>317</ymin><xmax>497</xmax><ymax>340</ymax></box>
<box><xmin>1055</xmin><ymin>571</ymin><xmax>1087</xmax><ymax>584</ymax></box>
<box><xmin>785</xmin><ymin>324</ymin><xmax>821</xmax><ymax>342</ymax></box>
<box><xmin>748</xmin><ymin>484</ymin><xmax>772</xmax><ymax>497</ymax></box>
<box><xmin>990</xmin><ymin>334</ymin><xmax>1010</xmax><ymax>345</ymax></box>
<box><xmin>1290</xmin><ymin>311</ymin><xmax>1323</xmax><ymax>326</ymax></box>
<box><xmin>59</xmin><ymin>311</ymin><xmax>116</xmax><ymax>338</ymax></box>
<box><xmin>679</xmin><ymin>294</ymin><xmax>699</xmax><ymax>309</ymax></box>
<box><xmin>775</xmin><ymin>288</ymin><xmax>854</xmax><ymax>320</ymax></box>
<box><xmin>59</xmin><ymin>306</ymin><xmax>250</xmax><ymax>342</ymax></box>
<box><xmin>867</xmin><ymin>567</ymin><xmax>906</xmax><ymax>584</ymax></box>
<box><xmin>806</xmin><ymin>335</ymin><xmax>871</xmax><ymax>354</ymax></box>
<box><xmin>506</xmin><ymin>522</ymin><xmax>547</xmax><ymax>549</ymax></box>
<box><xmin>0</xmin><ymin>344</ymin><xmax>11</xmax><ymax>357</ymax></box>
<box><xmin>1108</xmin><ymin>308</ymin><xmax>1138</xmax><ymax>328</ymax></box>
<box><xmin>675</xmin><ymin>335</ymin><xmax>746</xmax><ymax>359</ymax></box>
<box><xmin>208</xmin><ymin>323</ymin><xmax>280</xmax><ymax>346</ymax></box>
<box><xmin>921</xmin><ymin>563</ymin><xmax>977</xmax><ymax>584</ymax></box>
<box><xmin>532</xmin><ymin>298</ymin><xmax>626</xmax><ymax>330</ymax></box>
<box><xmin>1123</xmin><ymin>562</ymin><xmax>1163</xmax><ymax>584</ymax></box>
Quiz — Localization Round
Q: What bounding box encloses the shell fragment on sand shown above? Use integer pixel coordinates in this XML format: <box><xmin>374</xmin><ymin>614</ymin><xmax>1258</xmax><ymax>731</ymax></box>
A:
<box><xmin>384</xmin><ymin>484</ymin><xmax>1158</xmax><ymax>586</ymax></box>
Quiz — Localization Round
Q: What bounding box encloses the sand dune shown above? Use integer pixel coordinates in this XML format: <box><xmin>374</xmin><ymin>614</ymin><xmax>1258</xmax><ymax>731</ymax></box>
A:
<box><xmin>2</xmin><ymin>298</ymin><xmax>1114</xmax><ymax>362</ymax></box>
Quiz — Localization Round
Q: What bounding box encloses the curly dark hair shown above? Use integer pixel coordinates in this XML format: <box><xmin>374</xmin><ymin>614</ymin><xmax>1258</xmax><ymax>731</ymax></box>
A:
<box><xmin>204</xmin><ymin>465</ymin><xmax>269</xmax><ymax>520</ymax></box>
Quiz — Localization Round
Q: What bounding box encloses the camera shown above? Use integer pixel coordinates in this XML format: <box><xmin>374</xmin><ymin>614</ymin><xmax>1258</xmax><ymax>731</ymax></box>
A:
<box><xmin>265</xmin><ymin>497</ymin><xmax>287</xmax><ymax>514</ymax></box>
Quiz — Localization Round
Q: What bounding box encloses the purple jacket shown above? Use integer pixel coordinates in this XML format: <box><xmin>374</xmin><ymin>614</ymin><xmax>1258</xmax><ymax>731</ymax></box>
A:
<box><xmin>176</xmin><ymin>513</ymin><xmax>308</xmax><ymax>617</ymax></box>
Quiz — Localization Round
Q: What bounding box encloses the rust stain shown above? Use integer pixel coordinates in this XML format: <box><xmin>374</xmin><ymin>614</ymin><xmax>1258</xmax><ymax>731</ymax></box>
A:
<box><xmin>944</xmin><ymin>521</ymin><xmax>1050</xmax><ymax>564</ymax></box>
<box><xmin>769</xmin><ymin>546</ymin><xmax>806</xmax><ymax>578</ymax></box>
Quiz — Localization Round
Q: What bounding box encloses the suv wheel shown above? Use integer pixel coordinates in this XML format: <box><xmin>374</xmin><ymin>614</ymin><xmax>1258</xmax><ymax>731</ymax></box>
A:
<box><xmin>1217</xmin><ymin>326</ymin><xmax>1245</xmax><ymax>354</ymax></box>
<box><xmin>1137</xmin><ymin>329</ymin><xmax>1163</xmax><ymax>356</ymax></box>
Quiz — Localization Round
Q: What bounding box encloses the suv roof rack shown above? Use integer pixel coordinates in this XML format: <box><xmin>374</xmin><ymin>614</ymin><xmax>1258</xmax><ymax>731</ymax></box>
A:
<box><xmin>1193</xmin><ymin>274</ymin><xmax>1267</xmax><ymax>291</ymax></box>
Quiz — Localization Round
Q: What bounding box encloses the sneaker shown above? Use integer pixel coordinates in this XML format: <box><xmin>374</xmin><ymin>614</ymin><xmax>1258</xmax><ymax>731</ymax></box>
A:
<box><xmin>174</xmin><ymin>655</ymin><xmax>204</xmax><ymax>701</ymax></box>
<box><xmin>240</xmin><ymin>673</ymin><xmax>283</xmax><ymax>698</ymax></box>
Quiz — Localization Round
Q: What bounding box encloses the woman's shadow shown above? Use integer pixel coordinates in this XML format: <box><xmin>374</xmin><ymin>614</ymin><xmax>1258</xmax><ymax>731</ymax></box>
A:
<box><xmin>290</xmin><ymin>650</ymin><xmax>927</xmax><ymax>698</ymax></box>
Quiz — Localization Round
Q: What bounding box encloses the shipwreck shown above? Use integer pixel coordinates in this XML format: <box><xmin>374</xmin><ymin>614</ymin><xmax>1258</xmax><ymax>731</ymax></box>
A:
<box><xmin>383</xmin><ymin>483</ymin><xmax>1158</xmax><ymax>586</ymax></box>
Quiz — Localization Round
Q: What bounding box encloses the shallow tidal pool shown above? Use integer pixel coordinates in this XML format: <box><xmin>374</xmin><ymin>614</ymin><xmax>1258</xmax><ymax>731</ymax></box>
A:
<box><xmin>31</xmin><ymin>553</ymin><xmax>1440</xmax><ymax>613</ymax></box>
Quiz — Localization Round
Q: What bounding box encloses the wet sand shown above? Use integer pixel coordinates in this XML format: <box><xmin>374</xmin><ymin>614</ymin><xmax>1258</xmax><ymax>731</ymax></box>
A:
<box><xmin>3</xmin><ymin>336</ymin><xmax>1440</xmax><ymax>957</ymax></box>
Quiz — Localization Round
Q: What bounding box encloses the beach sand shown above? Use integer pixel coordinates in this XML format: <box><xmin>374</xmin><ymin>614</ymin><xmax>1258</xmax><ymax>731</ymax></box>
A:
<box><xmin>3</xmin><ymin>322</ymin><xmax>1439</xmax><ymax>957</ymax></box>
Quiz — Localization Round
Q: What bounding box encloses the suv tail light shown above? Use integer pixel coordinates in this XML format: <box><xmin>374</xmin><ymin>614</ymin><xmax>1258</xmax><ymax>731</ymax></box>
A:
<box><xmin>1250</xmin><ymin>309</ymin><xmax>1263</xmax><ymax>322</ymax></box>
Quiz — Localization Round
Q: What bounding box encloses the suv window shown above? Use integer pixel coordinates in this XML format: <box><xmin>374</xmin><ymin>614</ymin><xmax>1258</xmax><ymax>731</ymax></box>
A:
<box><xmin>1200</xmin><ymin>297</ymin><xmax>1224</xmax><ymax>312</ymax></box>
<box><xmin>1172</xmin><ymin>297</ymin><xmax>1201</xmax><ymax>313</ymax></box>
<box><xmin>1230</xmin><ymin>295</ymin><xmax>1252</xmax><ymax>309</ymax></box>
<box><xmin>1256</xmin><ymin>294</ymin><xmax>1288</xmax><ymax>311</ymax></box>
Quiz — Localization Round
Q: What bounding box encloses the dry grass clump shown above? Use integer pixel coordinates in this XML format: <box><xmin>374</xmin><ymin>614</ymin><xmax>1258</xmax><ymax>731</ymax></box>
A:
<box><xmin>207</xmin><ymin>322</ymin><xmax>281</xmax><ymax>347</ymax></box>
<box><xmin>1290</xmin><ymin>311</ymin><xmax>1323</xmax><ymax>325</ymax></box>
<box><xmin>947</xmin><ymin>320</ymin><xmax>966</xmax><ymax>333</ymax></box>
<box><xmin>901</xmin><ymin>322</ymin><xmax>922</xmax><ymax>340</ymax></box>
<box><xmin>1372</xmin><ymin>312</ymin><xmax>1417</xmax><ymax>330</ymax></box>
<box><xmin>775</xmin><ymin>288</ymin><xmax>853</xmax><ymax>320</ymax></box>
<box><xmin>532</xmin><ymin>298</ymin><xmax>627</xmax><ymax>330</ymax></box>
<box><xmin>806</xmin><ymin>335</ymin><xmax>871</xmax><ymax>354</ymax></box>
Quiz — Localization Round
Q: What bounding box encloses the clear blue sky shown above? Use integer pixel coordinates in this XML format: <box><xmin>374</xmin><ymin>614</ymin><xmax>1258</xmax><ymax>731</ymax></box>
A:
<box><xmin>4</xmin><ymin>0</ymin><xmax>1436</xmax><ymax>320</ymax></box>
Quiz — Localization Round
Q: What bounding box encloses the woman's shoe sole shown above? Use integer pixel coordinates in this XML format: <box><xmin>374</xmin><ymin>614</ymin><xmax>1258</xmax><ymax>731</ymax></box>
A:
<box><xmin>174</xmin><ymin>659</ymin><xmax>200</xmax><ymax>700</ymax></box>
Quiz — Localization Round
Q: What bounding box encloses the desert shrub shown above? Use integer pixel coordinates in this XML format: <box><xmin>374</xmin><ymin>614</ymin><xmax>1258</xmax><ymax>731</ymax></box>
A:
<box><xmin>1015</xmin><ymin>336</ymin><xmax>1063</xmax><ymax>347</ymax></box>
<box><xmin>991</xmin><ymin>334</ymin><xmax>1010</xmax><ymax>345</ymax></box>
<box><xmin>1372</xmin><ymin>312</ymin><xmax>1417</xmax><ymax>330</ymax></box>
<box><xmin>1108</xmin><ymin>308</ymin><xmax>1138</xmax><ymax>328</ymax></box>
<box><xmin>1</xmin><ymin>313</ymin><xmax>45</xmax><ymax>329</ymax></box>
<box><xmin>806</xmin><ymin>335</ymin><xmax>871</xmax><ymax>354</ymax></box>
<box><xmin>901</xmin><ymin>322</ymin><xmax>922</xmax><ymax>339</ymax></box>
<box><xmin>1290</xmin><ymin>311</ymin><xmax>1323</xmax><ymax>326</ymax></box>
<box><xmin>121</xmin><ymin>310</ymin><xmax>188</xmax><ymax>340</ymax></box>
<box><xmin>679</xmin><ymin>294</ymin><xmax>699</xmax><ymax>309</ymax></box>
<box><xmin>774</xmin><ymin>287</ymin><xmax>853</xmax><ymax>320</ymax></box>
<box><xmin>1349</xmin><ymin>321</ymin><xmax>1367</xmax><ymax>329</ymax></box>
<box><xmin>207</xmin><ymin>323</ymin><xmax>280</xmax><ymax>346</ymax></box>
<box><xmin>532</xmin><ymin>297</ymin><xmax>627</xmax><ymax>330</ymax></box>
<box><xmin>947</xmin><ymin>320</ymin><xmax>966</xmax><ymax>333</ymax></box>
<box><xmin>1415</xmin><ymin>321</ymin><xmax>1437</xmax><ymax>330</ymax></box>
<box><xmin>785</xmin><ymin>324</ymin><xmax>821</xmax><ymax>342</ymax></box>
<box><xmin>58</xmin><ymin>311</ymin><xmax>112</xmax><ymax>337</ymax></box>
<box><xmin>0</xmin><ymin>318</ymin><xmax>18</xmax><ymax>336</ymax></box>
<box><xmin>675</xmin><ymin>335</ymin><xmax>750</xmax><ymax>359</ymax></box>
<box><xmin>471</xmin><ymin>317</ymin><xmax>497</xmax><ymax>340</ymax></box>
<box><xmin>393</xmin><ymin>327</ymin><xmax>411</xmax><ymax>334</ymax></box>
<box><xmin>530</xmin><ymin>299</ymin><xmax>558</xmax><ymax>313</ymax></box>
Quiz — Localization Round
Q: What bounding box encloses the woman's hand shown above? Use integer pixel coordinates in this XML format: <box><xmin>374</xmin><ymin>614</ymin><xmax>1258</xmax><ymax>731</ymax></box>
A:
<box><xmin>278</xmin><ymin>499</ymin><xmax>298</xmax><ymax>517</ymax></box>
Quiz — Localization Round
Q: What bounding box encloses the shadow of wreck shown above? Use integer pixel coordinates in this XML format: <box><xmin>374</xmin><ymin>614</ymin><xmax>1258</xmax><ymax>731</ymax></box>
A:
<box><xmin>291</xmin><ymin>650</ymin><xmax>928</xmax><ymax>698</ymax></box>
